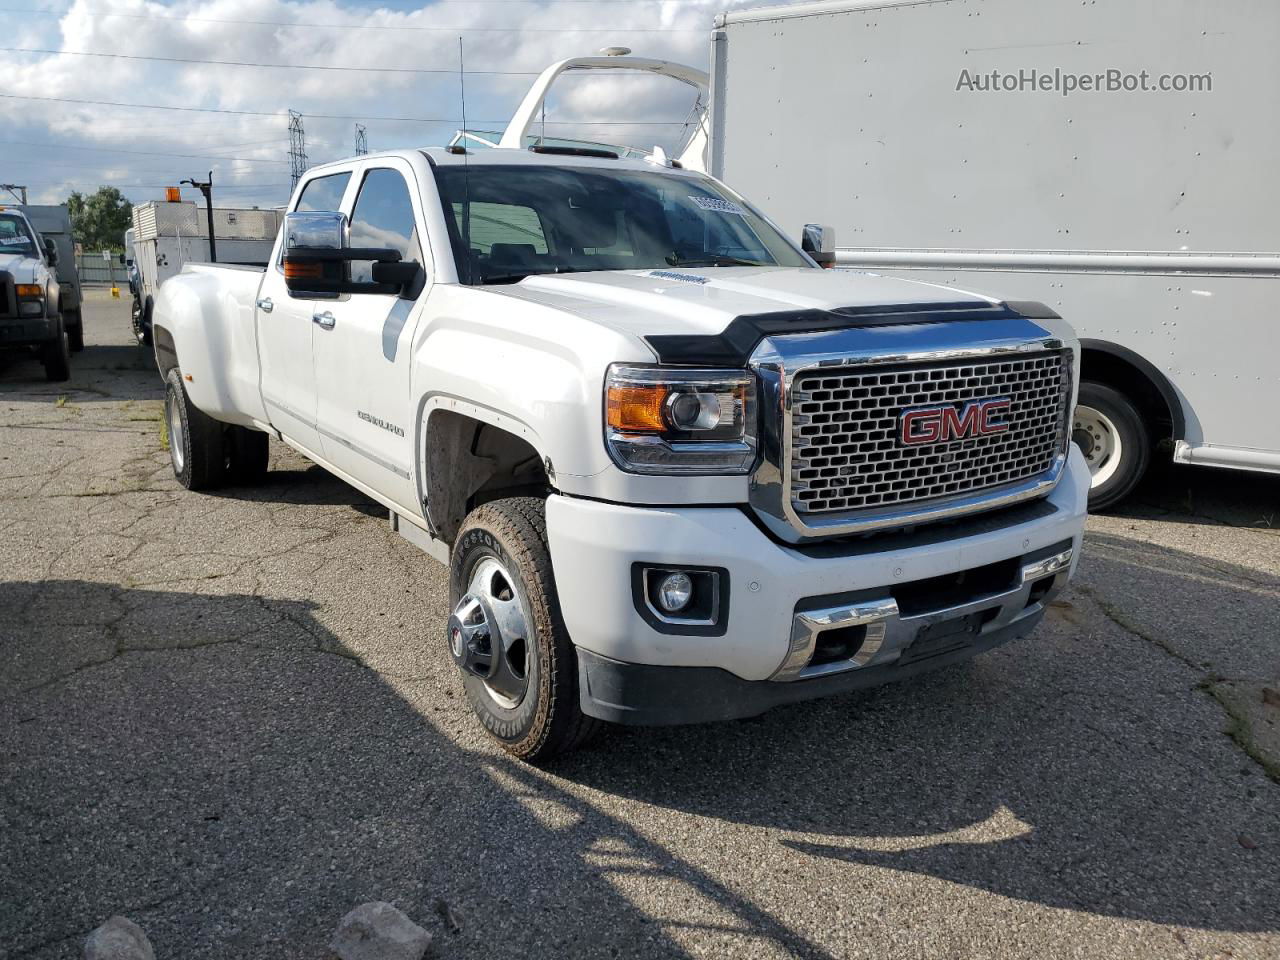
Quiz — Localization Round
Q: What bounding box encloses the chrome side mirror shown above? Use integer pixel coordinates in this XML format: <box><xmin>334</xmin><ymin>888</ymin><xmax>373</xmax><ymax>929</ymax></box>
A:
<box><xmin>283</xmin><ymin>210</ymin><xmax>422</xmax><ymax>299</ymax></box>
<box><xmin>285</xmin><ymin>210</ymin><xmax>348</xmax><ymax>252</ymax></box>
<box><xmin>801</xmin><ymin>223</ymin><xmax>835</xmax><ymax>268</ymax></box>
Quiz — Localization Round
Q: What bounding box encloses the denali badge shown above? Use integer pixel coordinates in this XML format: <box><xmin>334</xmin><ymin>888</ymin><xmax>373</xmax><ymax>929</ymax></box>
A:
<box><xmin>900</xmin><ymin>398</ymin><xmax>1011</xmax><ymax>446</ymax></box>
<box><xmin>358</xmin><ymin>410</ymin><xmax>405</xmax><ymax>437</ymax></box>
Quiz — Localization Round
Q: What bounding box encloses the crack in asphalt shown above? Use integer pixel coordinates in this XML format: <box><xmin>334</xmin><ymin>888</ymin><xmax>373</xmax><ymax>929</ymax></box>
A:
<box><xmin>1074</xmin><ymin>582</ymin><xmax>1279</xmax><ymax>783</ymax></box>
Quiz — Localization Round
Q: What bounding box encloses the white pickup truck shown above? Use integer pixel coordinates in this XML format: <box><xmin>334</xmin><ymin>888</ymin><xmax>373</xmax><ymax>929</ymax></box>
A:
<box><xmin>1</xmin><ymin>207</ymin><xmax>70</xmax><ymax>381</ymax></box>
<box><xmin>153</xmin><ymin>66</ymin><xmax>1088</xmax><ymax>760</ymax></box>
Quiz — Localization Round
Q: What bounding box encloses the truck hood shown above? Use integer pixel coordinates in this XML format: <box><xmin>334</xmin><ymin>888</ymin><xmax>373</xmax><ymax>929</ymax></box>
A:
<box><xmin>491</xmin><ymin>266</ymin><xmax>994</xmax><ymax>339</ymax></box>
<box><xmin>0</xmin><ymin>253</ymin><xmax>40</xmax><ymax>282</ymax></box>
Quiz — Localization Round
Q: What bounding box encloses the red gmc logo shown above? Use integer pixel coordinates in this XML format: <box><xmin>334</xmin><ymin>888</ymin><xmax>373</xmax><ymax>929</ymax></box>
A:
<box><xmin>900</xmin><ymin>398</ymin><xmax>1011</xmax><ymax>446</ymax></box>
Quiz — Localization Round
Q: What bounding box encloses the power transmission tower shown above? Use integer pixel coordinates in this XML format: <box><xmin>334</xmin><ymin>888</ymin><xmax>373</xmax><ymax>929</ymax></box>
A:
<box><xmin>288</xmin><ymin>110</ymin><xmax>308</xmax><ymax>191</ymax></box>
<box><xmin>354</xmin><ymin>124</ymin><xmax>368</xmax><ymax>156</ymax></box>
<box><xmin>0</xmin><ymin>183</ymin><xmax>28</xmax><ymax>204</ymax></box>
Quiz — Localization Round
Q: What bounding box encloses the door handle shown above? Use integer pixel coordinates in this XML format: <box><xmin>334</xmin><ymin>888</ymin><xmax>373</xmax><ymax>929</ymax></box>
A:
<box><xmin>313</xmin><ymin>310</ymin><xmax>336</xmax><ymax>329</ymax></box>
<box><xmin>256</xmin><ymin>297</ymin><xmax>273</xmax><ymax>313</ymax></box>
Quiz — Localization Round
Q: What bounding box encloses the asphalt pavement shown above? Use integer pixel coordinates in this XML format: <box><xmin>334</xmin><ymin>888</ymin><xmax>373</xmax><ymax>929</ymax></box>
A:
<box><xmin>1</xmin><ymin>289</ymin><xmax>1277</xmax><ymax>959</ymax></box>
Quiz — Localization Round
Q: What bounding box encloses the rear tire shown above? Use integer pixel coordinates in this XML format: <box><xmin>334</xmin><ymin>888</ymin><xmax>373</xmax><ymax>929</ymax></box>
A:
<box><xmin>41</xmin><ymin>315</ymin><xmax>71</xmax><ymax>382</ymax></box>
<box><xmin>65</xmin><ymin>309</ymin><xmax>84</xmax><ymax>353</ymax></box>
<box><xmin>165</xmin><ymin>368</ymin><xmax>227</xmax><ymax>491</ymax></box>
<box><xmin>227</xmin><ymin>426</ymin><xmax>270</xmax><ymax>485</ymax></box>
<box><xmin>1074</xmin><ymin>381</ymin><xmax>1150</xmax><ymax>511</ymax></box>
<box><xmin>448</xmin><ymin>497</ymin><xmax>602</xmax><ymax>763</ymax></box>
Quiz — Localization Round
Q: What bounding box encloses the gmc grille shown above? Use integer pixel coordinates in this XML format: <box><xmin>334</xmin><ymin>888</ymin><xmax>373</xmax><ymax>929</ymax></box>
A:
<box><xmin>788</xmin><ymin>350</ymin><xmax>1071</xmax><ymax>516</ymax></box>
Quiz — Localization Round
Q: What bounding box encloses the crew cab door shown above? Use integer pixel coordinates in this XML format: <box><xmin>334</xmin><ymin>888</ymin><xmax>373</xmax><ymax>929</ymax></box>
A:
<box><xmin>311</xmin><ymin>161</ymin><xmax>428</xmax><ymax>513</ymax></box>
<box><xmin>256</xmin><ymin>170</ymin><xmax>352</xmax><ymax>454</ymax></box>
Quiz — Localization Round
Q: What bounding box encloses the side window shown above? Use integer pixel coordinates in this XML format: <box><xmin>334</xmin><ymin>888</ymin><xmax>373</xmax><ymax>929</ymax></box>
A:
<box><xmin>349</xmin><ymin>169</ymin><xmax>424</xmax><ymax>284</ymax></box>
<box><xmin>451</xmin><ymin>202</ymin><xmax>548</xmax><ymax>255</ymax></box>
<box><xmin>294</xmin><ymin>172</ymin><xmax>351</xmax><ymax>213</ymax></box>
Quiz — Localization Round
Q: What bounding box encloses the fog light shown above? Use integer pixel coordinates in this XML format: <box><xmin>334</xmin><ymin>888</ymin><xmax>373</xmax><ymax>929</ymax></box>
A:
<box><xmin>18</xmin><ymin>300</ymin><xmax>42</xmax><ymax>317</ymax></box>
<box><xmin>657</xmin><ymin>572</ymin><xmax>694</xmax><ymax>612</ymax></box>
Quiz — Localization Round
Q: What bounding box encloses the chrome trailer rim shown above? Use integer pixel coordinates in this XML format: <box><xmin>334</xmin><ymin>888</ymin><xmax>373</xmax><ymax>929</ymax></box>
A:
<box><xmin>1072</xmin><ymin>404</ymin><xmax>1122</xmax><ymax>488</ymax></box>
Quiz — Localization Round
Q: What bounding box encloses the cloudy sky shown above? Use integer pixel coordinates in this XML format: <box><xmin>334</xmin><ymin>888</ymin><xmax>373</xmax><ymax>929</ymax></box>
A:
<box><xmin>0</xmin><ymin>0</ymin><xmax>772</xmax><ymax>207</ymax></box>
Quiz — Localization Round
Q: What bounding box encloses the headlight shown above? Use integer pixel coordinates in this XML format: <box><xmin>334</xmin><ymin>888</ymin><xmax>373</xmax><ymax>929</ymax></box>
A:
<box><xmin>605</xmin><ymin>364</ymin><xmax>757</xmax><ymax>475</ymax></box>
<box><xmin>16</xmin><ymin>284</ymin><xmax>43</xmax><ymax>317</ymax></box>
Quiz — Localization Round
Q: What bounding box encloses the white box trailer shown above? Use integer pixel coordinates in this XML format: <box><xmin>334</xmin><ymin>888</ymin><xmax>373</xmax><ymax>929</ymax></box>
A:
<box><xmin>708</xmin><ymin>0</ymin><xmax>1280</xmax><ymax>506</ymax></box>
<box><xmin>131</xmin><ymin>200</ymin><xmax>281</xmax><ymax>344</ymax></box>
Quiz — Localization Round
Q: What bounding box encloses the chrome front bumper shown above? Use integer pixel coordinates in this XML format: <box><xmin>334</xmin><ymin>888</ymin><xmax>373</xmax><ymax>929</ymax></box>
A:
<box><xmin>772</xmin><ymin>546</ymin><xmax>1074</xmax><ymax>681</ymax></box>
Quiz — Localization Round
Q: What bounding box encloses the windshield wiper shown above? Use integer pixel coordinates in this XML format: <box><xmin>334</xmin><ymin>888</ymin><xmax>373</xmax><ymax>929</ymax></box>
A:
<box><xmin>479</xmin><ymin>272</ymin><xmax>531</xmax><ymax>285</ymax></box>
<box><xmin>665</xmin><ymin>253</ymin><xmax>769</xmax><ymax>268</ymax></box>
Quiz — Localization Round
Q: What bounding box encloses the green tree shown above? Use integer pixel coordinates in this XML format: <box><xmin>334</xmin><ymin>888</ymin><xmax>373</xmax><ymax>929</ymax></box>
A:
<box><xmin>65</xmin><ymin>186</ymin><xmax>133</xmax><ymax>251</ymax></box>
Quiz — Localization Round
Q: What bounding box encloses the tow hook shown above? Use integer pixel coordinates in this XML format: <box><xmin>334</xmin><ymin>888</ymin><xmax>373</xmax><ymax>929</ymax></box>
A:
<box><xmin>448</xmin><ymin>594</ymin><xmax>495</xmax><ymax>678</ymax></box>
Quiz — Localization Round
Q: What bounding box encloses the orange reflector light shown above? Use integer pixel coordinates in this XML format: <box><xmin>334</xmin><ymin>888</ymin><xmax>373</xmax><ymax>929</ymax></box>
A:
<box><xmin>15</xmin><ymin>284</ymin><xmax>42</xmax><ymax>298</ymax></box>
<box><xmin>165</xmin><ymin>187</ymin><xmax>182</xmax><ymax>202</ymax></box>
<box><xmin>607</xmin><ymin>384</ymin><xmax>668</xmax><ymax>432</ymax></box>
<box><xmin>283</xmin><ymin>259</ymin><xmax>323</xmax><ymax>280</ymax></box>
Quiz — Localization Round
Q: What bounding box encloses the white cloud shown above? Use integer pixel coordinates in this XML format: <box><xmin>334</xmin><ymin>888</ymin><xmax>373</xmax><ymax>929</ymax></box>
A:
<box><xmin>0</xmin><ymin>0</ymin><xmax>773</xmax><ymax>205</ymax></box>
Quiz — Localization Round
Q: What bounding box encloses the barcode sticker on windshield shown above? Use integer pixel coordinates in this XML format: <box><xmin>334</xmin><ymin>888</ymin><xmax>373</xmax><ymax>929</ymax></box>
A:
<box><xmin>690</xmin><ymin>196</ymin><xmax>747</xmax><ymax>216</ymax></box>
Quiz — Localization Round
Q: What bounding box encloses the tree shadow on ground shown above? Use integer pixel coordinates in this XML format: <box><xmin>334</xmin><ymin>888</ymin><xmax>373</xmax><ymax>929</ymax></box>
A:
<box><xmin>0</xmin><ymin>580</ymin><xmax>839</xmax><ymax>960</ymax></box>
<box><xmin>552</xmin><ymin>532</ymin><xmax>1280</xmax><ymax>935</ymax></box>
<box><xmin>0</xmin><ymin>340</ymin><xmax>155</xmax><ymax>398</ymax></box>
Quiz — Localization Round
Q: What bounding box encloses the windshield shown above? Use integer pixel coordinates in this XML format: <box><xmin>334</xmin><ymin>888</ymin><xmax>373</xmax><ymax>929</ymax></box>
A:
<box><xmin>432</xmin><ymin>164</ymin><xmax>811</xmax><ymax>285</ymax></box>
<box><xmin>0</xmin><ymin>213</ymin><xmax>36</xmax><ymax>257</ymax></box>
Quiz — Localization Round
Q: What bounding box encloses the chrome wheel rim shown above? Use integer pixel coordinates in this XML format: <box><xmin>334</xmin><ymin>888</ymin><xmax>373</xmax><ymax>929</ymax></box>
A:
<box><xmin>167</xmin><ymin>391</ymin><xmax>186</xmax><ymax>475</ymax></box>
<box><xmin>463</xmin><ymin>557</ymin><xmax>532</xmax><ymax>709</ymax></box>
<box><xmin>1072</xmin><ymin>404</ymin><xmax>1122</xmax><ymax>488</ymax></box>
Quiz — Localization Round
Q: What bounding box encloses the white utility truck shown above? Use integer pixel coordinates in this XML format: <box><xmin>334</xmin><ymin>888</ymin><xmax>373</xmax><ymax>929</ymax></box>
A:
<box><xmin>131</xmin><ymin>200</ymin><xmax>281</xmax><ymax>346</ymax></box>
<box><xmin>153</xmin><ymin>58</ymin><xmax>1087</xmax><ymax>760</ymax></box>
<box><xmin>705</xmin><ymin>0</ymin><xmax>1279</xmax><ymax>508</ymax></box>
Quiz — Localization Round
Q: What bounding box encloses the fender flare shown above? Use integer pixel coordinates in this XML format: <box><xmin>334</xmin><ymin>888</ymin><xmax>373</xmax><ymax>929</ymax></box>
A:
<box><xmin>415</xmin><ymin>393</ymin><xmax>552</xmax><ymax>538</ymax></box>
<box><xmin>1078</xmin><ymin>338</ymin><xmax>1185</xmax><ymax>440</ymax></box>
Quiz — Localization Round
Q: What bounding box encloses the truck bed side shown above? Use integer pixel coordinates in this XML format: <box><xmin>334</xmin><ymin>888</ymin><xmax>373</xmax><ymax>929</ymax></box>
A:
<box><xmin>152</xmin><ymin>263</ymin><xmax>268</xmax><ymax>428</ymax></box>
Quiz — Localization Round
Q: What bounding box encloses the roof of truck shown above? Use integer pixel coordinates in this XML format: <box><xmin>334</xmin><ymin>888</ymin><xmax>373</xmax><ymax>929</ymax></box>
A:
<box><xmin>307</xmin><ymin>146</ymin><xmax>704</xmax><ymax>178</ymax></box>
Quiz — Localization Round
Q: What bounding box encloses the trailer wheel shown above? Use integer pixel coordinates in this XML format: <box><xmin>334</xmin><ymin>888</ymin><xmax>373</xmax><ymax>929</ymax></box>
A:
<box><xmin>135</xmin><ymin>297</ymin><xmax>154</xmax><ymax>347</ymax></box>
<box><xmin>227</xmin><ymin>426</ymin><xmax>270</xmax><ymax>485</ymax></box>
<box><xmin>448</xmin><ymin>497</ymin><xmax>602</xmax><ymax>763</ymax></box>
<box><xmin>165</xmin><ymin>368</ymin><xmax>227</xmax><ymax>491</ymax></box>
<box><xmin>41</xmin><ymin>315</ymin><xmax>71</xmax><ymax>383</ymax></box>
<box><xmin>1073</xmin><ymin>381</ymin><xmax>1150</xmax><ymax>511</ymax></box>
<box><xmin>64</xmin><ymin>308</ymin><xmax>84</xmax><ymax>353</ymax></box>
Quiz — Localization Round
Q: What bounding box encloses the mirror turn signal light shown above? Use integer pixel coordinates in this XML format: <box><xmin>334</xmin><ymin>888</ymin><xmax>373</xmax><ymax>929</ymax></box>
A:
<box><xmin>283</xmin><ymin>259</ymin><xmax>323</xmax><ymax>280</ymax></box>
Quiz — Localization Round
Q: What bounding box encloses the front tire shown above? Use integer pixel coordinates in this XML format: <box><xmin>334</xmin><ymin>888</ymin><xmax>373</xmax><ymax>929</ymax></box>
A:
<box><xmin>164</xmin><ymin>368</ymin><xmax>227</xmax><ymax>491</ymax></box>
<box><xmin>41</xmin><ymin>315</ymin><xmax>70</xmax><ymax>382</ymax></box>
<box><xmin>1073</xmin><ymin>381</ymin><xmax>1151</xmax><ymax>511</ymax></box>
<box><xmin>448</xmin><ymin>497</ymin><xmax>601</xmax><ymax>762</ymax></box>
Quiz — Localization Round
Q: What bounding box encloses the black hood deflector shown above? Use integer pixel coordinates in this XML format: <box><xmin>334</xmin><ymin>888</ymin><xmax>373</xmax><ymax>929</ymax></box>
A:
<box><xmin>644</xmin><ymin>299</ymin><xmax>1061</xmax><ymax>366</ymax></box>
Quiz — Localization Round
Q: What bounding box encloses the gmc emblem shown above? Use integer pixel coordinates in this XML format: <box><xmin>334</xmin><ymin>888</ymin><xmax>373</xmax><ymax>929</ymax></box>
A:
<box><xmin>900</xmin><ymin>398</ymin><xmax>1011</xmax><ymax>446</ymax></box>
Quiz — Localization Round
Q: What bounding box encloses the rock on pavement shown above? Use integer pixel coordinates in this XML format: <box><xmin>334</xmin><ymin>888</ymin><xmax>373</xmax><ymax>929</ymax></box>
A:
<box><xmin>84</xmin><ymin>916</ymin><xmax>155</xmax><ymax>960</ymax></box>
<box><xmin>331</xmin><ymin>902</ymin><xmax>432</xmax><ymax>960</ymax></box>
